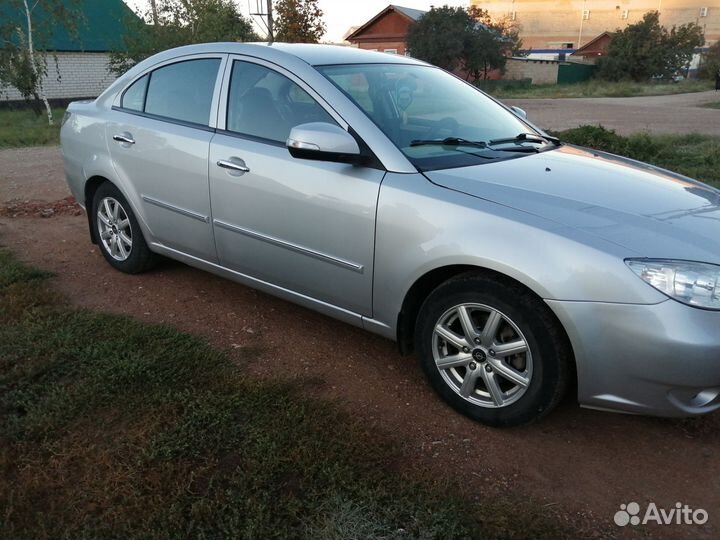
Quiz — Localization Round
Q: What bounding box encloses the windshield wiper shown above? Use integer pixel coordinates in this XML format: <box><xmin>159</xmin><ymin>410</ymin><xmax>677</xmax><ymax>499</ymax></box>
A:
<box><xmin>410</xmin><ymin>137</ymin><xmax>488</xmax><ymax>149</ymax></box>
<box><xmin>489</xmin><ymin>132</ymin><xmax>560</xmax><ymax>147</ymax></box>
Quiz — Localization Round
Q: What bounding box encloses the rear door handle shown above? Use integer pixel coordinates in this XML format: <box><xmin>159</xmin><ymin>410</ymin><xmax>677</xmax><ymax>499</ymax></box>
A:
<box><xmin>113</xmin><ymin>134</ymin><xmax>135</xmax><ymax>144</ymax></box>
<box><xmin>217</xmin><ymin>159</ymin><xmax>250</xmax><ymax>174</ymax></box>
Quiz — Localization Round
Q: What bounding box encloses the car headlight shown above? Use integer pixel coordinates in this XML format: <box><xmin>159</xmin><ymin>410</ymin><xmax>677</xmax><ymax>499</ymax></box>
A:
<box><xmin>626</xmin><ymin>259</ymin><xmax>720</xmax><ymax>310</ymax></box>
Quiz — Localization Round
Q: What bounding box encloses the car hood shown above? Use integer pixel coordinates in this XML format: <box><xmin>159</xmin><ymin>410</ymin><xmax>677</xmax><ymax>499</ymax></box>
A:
<box><xmin>425</xmin><ymin>145</ymin><xmax>720</xmax><ymax>264</ymax></box>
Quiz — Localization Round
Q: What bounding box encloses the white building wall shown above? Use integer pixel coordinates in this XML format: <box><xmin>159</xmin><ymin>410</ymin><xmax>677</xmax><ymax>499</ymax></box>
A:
<box><xmin>0</xmin><ymin>52</ymin><xmax>117</xmax><ymax>101</ymax></box>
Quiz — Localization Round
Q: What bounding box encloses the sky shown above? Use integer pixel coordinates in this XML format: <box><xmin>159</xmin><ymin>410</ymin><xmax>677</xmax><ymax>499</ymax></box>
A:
<box><xmin>122</xmin><ymin>0</ymin><xmax>467</xmax><ymax>43</ymax></box>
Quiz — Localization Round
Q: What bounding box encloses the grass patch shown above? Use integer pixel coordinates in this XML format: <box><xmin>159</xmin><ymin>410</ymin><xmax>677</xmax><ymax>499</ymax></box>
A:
<box><xmin>0</xmin><ymin>107</ymin><xmax>65</xmax><ymax>148</ymax></box>
<box><xmin>491</xmin><ymin>79</ymin><xmax>713</xmax><ymax>99</ymax></box>
<box><xmin>0</xmin><ymin>248</ymin><xmax>571</xmax><ymax>540</ymax></box>
<box><xmin>700</xmin><ymin>101</ymin><xmax>720</xmax><ymax>109</ymax></box>
<box><xmin>554</xmin><ymin>125</ymin><xmax>720</xmax><ymax>188</ymax></box>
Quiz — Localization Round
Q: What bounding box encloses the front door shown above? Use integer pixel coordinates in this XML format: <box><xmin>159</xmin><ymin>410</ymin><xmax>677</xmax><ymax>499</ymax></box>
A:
<box><xmin>106</xmin><ymin>56</ymin><xmax>224</xmax><ymax>262</ymax></box>
<box><xmin>208</xmin><ymin>58</ymin><xmax>384</xmax><ymax>316</ymax></box>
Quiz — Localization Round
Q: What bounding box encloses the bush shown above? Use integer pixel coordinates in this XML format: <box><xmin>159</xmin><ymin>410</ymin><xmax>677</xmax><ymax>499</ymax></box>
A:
<box><xmin>597</xmin><ymin>11</ymin><xmax>703</xmax><ymax>81</ymax></box>
<box><xmin>554</xmin><ymin>125</ymin><xmax>720</xmax><ymax>187</ymax></box>
<box><xmin>475</xmin><ymin>78</ymin><xmax>532</xmax><ymax>92</ymax></box>
<box><xmin>699</xmin><ymin>41</ymin><xmax>720</xmax><ymax>81</ymax></box>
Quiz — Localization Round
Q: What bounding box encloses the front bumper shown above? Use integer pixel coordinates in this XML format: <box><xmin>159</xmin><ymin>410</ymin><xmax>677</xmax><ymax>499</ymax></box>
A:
<box><xmin>546</xmin><ymin>298</ymin><xmax>720</xmax><ymax>417</ymax></box>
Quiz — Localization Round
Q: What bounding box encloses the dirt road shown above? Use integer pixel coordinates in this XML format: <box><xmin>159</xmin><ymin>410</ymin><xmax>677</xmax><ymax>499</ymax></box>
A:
<box><xmin>1</xmin><ymin>145</ymin><xmax>719</xmax><ymax>539</ymax></box>
<box><xmin>506</xmin><ymin>90</ymin><xmax>720</xmax><ymax>135</ymax></box>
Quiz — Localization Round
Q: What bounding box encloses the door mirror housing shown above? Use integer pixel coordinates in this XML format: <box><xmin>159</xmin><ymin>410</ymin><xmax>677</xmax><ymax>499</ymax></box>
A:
<box><xmin>510</xmin><ymin>105</ymin><xmax>528</xmax><ymax>120</ymax></box>
<box><xmin>287</xmin><ymin>123</ymin><xmax>361</xmax><ymax>164</ymax></box>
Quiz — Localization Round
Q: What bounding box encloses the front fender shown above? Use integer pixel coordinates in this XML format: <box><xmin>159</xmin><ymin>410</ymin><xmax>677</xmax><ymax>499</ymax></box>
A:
<box><xmin>372</xmin><ymin>173</ymin><xmax>666</xmax><ymax>336</ymax></box>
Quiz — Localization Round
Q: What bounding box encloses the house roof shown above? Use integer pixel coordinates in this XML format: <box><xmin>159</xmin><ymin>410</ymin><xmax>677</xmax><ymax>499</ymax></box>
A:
<box><xmin>574</xmin><ymin>31</ymin><xmax>615</xmax><ymax>56</ymax></box>
<box><xmin>1</xmin><ymin>0</ymin><xmax>141</xmax><ymax>53</ymax></box>
<box><xmin>391</xmin><ymin>5</ymin><xmax>426</xmax><ymax>22</ymax></box>
<box><xmin>346</xmin><ymin>4</ymin><xmax>426</xmax><ymax>42</ymax></box>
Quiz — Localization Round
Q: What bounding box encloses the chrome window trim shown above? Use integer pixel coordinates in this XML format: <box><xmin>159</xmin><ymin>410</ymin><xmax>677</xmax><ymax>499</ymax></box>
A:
<box><xmin>213</xmin><ymin>219</ymin><xmax>364</xmax><ymax>273</ymax></box>
<box><xmin>213</xmin><ymin>128</ymin><xmax>286</xmax><ymax>148</ymax></box>
<box><xmin>110</xmin><ymin>107</ymin><xmax>217</xmax><ymax>133</ymax></box>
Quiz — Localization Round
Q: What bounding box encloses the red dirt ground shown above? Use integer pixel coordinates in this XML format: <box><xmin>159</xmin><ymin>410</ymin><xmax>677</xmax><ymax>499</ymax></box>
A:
<box><xmin>1</xmin><ymin>146</ymin><xmax>718</xmax><ymax>539</ymax></box>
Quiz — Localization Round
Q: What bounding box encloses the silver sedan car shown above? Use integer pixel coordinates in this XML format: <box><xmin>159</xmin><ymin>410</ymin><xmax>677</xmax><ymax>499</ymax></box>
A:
<box><xmin>60</xmin><ymin>43</ymin><xmax>720</xmax><ymax>426</ymax></box>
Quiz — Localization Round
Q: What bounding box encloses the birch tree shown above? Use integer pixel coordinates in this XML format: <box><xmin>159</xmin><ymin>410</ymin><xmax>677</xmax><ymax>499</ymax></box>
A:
<box><xmin>0</xmin><ymin>0</ymin><xmax>80</xmax><ymax>124</ymax></box>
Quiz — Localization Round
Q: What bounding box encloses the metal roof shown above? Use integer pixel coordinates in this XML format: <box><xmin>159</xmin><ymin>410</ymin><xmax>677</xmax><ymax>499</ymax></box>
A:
<box><xmin>390</xmin><ymin>5</ymin><xmax>427</xmax><ymax>22</ymax></box>
<box><xmin>1</xmin><ymin>0</ymin><xmax>141</xmax><ymax>53</ymax></box>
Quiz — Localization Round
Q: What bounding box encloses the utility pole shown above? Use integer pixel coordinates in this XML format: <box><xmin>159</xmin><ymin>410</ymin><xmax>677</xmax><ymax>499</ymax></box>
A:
<box><xmin>577</xmin><ymin>0</ymin><xmax>586</xmax><ymax>49</ymax></box>
<box><xmin>266</xmin><ymin>0</ymin><xmax>274</xmax><ymax>43</ymax></box>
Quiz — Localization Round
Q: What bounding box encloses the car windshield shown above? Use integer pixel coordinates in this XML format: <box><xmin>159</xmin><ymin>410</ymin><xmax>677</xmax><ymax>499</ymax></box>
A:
<box><xmin>317</xmin><ymin>63</ymin><xmax>555</xmax><ymax>171</ymax></box>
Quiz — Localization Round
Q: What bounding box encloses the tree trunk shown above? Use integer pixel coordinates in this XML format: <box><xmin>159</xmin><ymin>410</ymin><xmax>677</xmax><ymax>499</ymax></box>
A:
<box><xmin>23</xmin><ymin>0</ymin><xmax>53</xmax><ymax>125</ymax></box>
<box><xmin>149</xmin><ymin>0</ymin><xmax>159</xmax><ymax>25</ymax></box>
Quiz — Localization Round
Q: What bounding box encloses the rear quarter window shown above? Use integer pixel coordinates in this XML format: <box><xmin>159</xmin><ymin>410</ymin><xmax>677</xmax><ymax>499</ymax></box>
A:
<box><xmin>121</xmin><ymin>74</ymin><xmax>148</xmax><ymax>112</ymax></box>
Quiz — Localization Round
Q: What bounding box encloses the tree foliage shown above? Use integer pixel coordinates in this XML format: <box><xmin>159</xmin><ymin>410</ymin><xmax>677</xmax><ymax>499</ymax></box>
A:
<box><xmin>0</xmin><ymin>0</ymin><xmax>81</xmax><ymax>122</ymax></box>
<box><xmin>274</xmin><ymin>0</ymin><xmax>325</xmax><ymax>43</ymax></box>
<box><xmin>597</xmin><ymin>11</ymin><xmax>704</xmax><ymax>82</ymax></box>
<box><xmin>463</xmin><ymin>6</ymin><xmax>521</xmax><ymax>81</ymax></box>
<box><xmin>110</xmin><ymin>0</ymin><xmax>257</xmax><ymax>75</ymax></box>
<box><xmin>699</xmin><ymin>40</ymin><xmax>720</xmax><ymax>80</ymax></box>
<box><xmin>407</xmin><ymin>6</ymin><xmax>520</xmax><ymax>80</ymax></box>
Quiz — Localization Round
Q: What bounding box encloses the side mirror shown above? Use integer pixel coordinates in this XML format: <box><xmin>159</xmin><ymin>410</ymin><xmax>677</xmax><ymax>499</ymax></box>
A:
<box><xmin>510</xmin><ymin>105</ymin><xmax>528</xmax><ymax>120</ymax></box>
<box><xmin>287</xmin><ymin>122</ymin><xmax>361</xmax><ymax>164</ymax></box>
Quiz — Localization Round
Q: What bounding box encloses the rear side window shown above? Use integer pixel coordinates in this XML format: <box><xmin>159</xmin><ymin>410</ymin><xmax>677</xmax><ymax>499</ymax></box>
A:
<box><xmin>138</xmin><ymin>58</ymin><xmax>220</xmax><ymax>126</ymax></box>
<box><xmin>121</xmin><ymin>74</ymin><xmax>148</xmax><ymax>112</ymax></box>
<box><xmin>226</xmin><ymin>61</ymin><xmax>336</xmax><ymax>143</ymax></box>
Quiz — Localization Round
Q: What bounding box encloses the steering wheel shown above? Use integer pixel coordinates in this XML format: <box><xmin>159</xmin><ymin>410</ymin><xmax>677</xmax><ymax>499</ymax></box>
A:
<box><xmin>426</xmin><ymin>116</ymin><xmax>459</xmax><ymax>140</ymax></box>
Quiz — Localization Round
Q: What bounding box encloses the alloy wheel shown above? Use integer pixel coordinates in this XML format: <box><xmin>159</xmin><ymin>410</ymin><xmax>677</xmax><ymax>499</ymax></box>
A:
<box><xmin>97</xmin><ymin>196</ymin><xmax>133</xmax><ymax>261</ymax></box>
<box><xmin>432</xmin><ymin>303</ymin><xmax>533</xmax><ymax>408</ymax></box>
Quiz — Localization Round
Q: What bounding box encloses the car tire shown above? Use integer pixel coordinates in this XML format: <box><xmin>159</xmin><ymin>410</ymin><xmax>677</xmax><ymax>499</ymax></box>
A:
<box><xmin>91</xmin><ymin>182</ymin><xmax>157</xmax><ymax>274</ymax></box>
<box><xmin>415</xmin><ymin>272</ymin><xmax>571</xmax><ymax>427</ymax></box>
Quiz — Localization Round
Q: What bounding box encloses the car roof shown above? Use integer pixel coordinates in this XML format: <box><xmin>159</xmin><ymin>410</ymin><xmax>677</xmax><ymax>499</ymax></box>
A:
<box><xmin>150</xmin><ymin>42</ymin><xmax>426</xmax><ymax>67</ymax></box>
<box><xmin>267</xmin><ymin>43</ymin><xmax>423</xmax><ymax>66</ymax></box>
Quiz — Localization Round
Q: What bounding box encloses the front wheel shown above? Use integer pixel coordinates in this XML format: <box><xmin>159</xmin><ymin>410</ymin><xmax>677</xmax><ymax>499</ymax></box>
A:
<box><xmin>415</xmin><ymin>273</ymin><xmax>571</xmax><ymax>427</ymax></box>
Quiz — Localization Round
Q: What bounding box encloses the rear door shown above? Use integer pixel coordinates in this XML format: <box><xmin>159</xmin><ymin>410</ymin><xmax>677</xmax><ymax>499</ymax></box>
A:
<box><xmin>106</xmin><ymin>55</ymin><xmax>226</xmax><ymax>262</ymax></box>
<box><xmin>208</xmin><ymin>57</ymin><xmax>385</xmax><ymax>316</ymax></box>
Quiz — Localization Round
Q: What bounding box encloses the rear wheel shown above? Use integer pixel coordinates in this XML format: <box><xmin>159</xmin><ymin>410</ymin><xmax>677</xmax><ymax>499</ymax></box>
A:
<box><xmin>415</xmin><ymin>273</ymin><xmax>570</xmax><ymax>427</ymax></box>
<box><xmin>91</xmin><ymin>182</ymin><xmax>156</xmax><ymax>273</ymax></box>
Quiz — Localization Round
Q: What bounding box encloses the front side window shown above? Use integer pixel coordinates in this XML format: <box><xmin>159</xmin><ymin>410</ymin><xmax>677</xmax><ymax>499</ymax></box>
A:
<box><xmin>318</xmin><ymin>63</ymin><xmax>554</xmax><ymax>171</ymax></box>
<box><xmin>141</xmin><ymin>58</ymin><xmax>221</xmax><ymax>126</ymax></box>
<box><xmin>226</xmin><ymin>61</ymin><xmax>337</xmax><ymax>143</ymax></box>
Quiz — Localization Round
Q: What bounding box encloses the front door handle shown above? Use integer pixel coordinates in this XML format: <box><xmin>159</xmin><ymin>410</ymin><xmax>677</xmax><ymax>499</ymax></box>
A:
<box><xmin>113</xmin><ymin>133</ymin><xmax>135</xmax><ymax>144</ymax></box>
<box><xmin>217</xmin><ymin>159</ymin><xmax>250</xmax><ymax>174</ymax></box>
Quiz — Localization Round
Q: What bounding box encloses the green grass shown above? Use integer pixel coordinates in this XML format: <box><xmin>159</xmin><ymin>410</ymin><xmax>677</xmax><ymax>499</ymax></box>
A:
<box><xmin>554</xmin><ymin>125</ymin><xmax>720</xmax><ymax>188</ymax></box>
<box><xmin>491</xmin><ymin>79</ymin><xmax>713</xmax><ymax>99</ymax></box>
<box><xmin>0</xmin><ymin>248</ymin><xmax>572</xmax><ymax>540</ymax></box>
<box><xmin>700</xmin><ymin>100</ymin><xmax>720</xmax><ymax>109</ymax></box>
<box><xmin>0</xmin><ymin>107</ymin><xmax>65</xmax><ymax>148</ymax></box>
